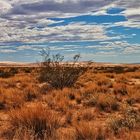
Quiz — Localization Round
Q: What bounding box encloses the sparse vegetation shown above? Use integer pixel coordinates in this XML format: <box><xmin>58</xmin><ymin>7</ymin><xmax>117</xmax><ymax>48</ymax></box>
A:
<box><xmin>0</xmin><ymin>64</ymin><xmax>140</xmax><ymax>139</ymax></box>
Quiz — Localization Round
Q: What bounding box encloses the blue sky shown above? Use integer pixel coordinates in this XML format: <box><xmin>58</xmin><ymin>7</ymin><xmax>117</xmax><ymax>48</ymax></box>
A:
<box><xmin>0</xmin><ymin>0</ymin><xmax>140</xmax><ymax>63</ymax></box>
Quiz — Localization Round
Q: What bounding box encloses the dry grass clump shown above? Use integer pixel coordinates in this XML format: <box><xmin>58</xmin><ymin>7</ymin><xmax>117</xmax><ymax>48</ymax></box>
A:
<box><xmin>96</xmin><ymin>94</ymin><xmax>119</xmax><ymax>112</ymax></box>
<box><xmin>42</xmin><ymin>88</ymin><xmax>77</xmax><ymax>113</ymax></box>
<box><xmin>81</xmin><ymin>83</ymin><xmax>109</xmax><ymax>100</ymax></box>
<box><xmin>24</xmin><ymin>84</ymin><xmax>40</xmax><ymax>101</ymax></box>
<box><xmin>127</xmin><ymin>86</ymin><xmax>140</xmax><ymax>105</ymax></box>
<box><xmin>83</xmin><ymin>95</ymin><xmax>97</xmax><ymax>107</ymax></box>
<box><xmin>82</xmin><ymin>92</ymin><xmax>119</xmax><ymax>112</ymax></box>
<box><xmin>0</xmin><ymin>77</ymin><xmax>40</xmax><ymax>110</ymax></box>
<box><xmin>106</xmin><ymin>73</ymin><xmax>115</xmax><ymax>79</ymax></box>
<box><xmin>0</xmin><ymin>88</ymin><xmax>25</xmax><ymax>110</ymax></box>
<box><xmin>64</xmin><ymin>110</ymin><xmax>74</xmax><ymax>125</ymax></box>
<box><xmin>113</xmin><ymin>83</ymin><xmax>128</xmax><ymax>95</ymax></box>
<box><xmin>22</xmin><ymin>67</ymin><xmax>33</xmax><ymax>73</ymax></box>
<box><xmin>0</xmin><ymin>77</ymin><xmax>41</xmax><ymax>111</ymax></box>
<box><xmin>95</xmin><ymin>76</ymin><xmax>112</xmax><ymax>87</ymax></box>
<box><xmin>108</xmin><ymin>108</ymin><xmax>140</xmax><ymax>135</ymax></box>
<box><xmin>5</xmin><ymin>104</ymin><xmax>60</xmax><ymax>139</ymax></box>
<box><xmin>126</xmin><ymin>71</ymin><xmax>140</xmax><ymax>79</ymax></box>
<box><xmin>75</xmin><ymin>109</ymin><xmax>95</xmax><ymax>122</ymax></box>
<box><xmin>0</xmin><ymin>78</ymin><xmax>16</xmax><ymax>88</ymax></box>
<box><xmin>115</xmin><ymin>75</ymin><xmax>129</xmax><ymax>84</ymax></box>
<box><xmin>74</xmin><ymin>122</ymin><xmax>106</xmax><ymax>140</ymax></box>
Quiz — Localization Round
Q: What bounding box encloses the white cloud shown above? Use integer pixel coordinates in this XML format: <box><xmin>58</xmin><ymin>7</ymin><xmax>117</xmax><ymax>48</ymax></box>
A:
<box><xmin>93</xmin><ymin>41</ymin><xmax>140</xmax><ymax>56</ymax></box>
<box><xmin>0</xmin><ymin>21</ymin><xmax>112</xmax><ymax>43</ymax></box>
<box><xmin>114</xmin><ymin>20</ymin><xmax>140</xmax><ymax>28</ymax></box>
<box><xmin>0</xmin><ymin>0</ymin><xmax>140</xmax><ymax>62</ymax></box>
<box><xmin>17</xmin><ymin>45</ymin><xmax>41</xmax><ymax>51</ymax></box>
<box><xmin>123</xmin><ymin>44</ymin><xmax>140</xmax><ymax>54</ymax></box>
<box><xmin>0</xmin><ymin>0</ymin><xmax>12</xmax><ymax>15</ymax></box>
<box><xmin>122</xmin><ymin>8</ymin><xmax>140</xmax><ymax>18</ymax></box>
<box><xmin>0</xmin><ymin>49</ymin><xmax>16</xmax><ymax>53</ymax></box>
<box><xmin>0</xmin><ymin>0</ymin><xmax>139</xmax><ymax>43</ymax></box>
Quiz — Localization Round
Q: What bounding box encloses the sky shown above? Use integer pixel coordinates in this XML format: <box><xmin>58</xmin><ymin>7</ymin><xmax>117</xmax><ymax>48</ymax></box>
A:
<box><xmin>0</xmin><ymin>0</ymin><xmax>140</xmax><ymax>63</ymax></box>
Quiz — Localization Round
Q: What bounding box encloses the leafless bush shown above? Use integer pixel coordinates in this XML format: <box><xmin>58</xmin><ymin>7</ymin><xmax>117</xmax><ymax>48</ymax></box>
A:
<box><xmin>39</xmin><ymin>49</ymin><xmax>90</xmax><ymax>89</ymax></box>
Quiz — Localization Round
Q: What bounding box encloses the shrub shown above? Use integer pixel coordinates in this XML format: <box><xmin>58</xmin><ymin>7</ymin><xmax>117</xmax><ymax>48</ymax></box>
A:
<box><xmin>0</xmin><ymin>68</ymin><xmax>18</xmax><ymax>78</ymax></box>
<box><xmin>124</xmin><ymin>108</ymin><xmax>140</xmax><ymax>128</ymax></box>
<box><xmin>0</xmin><ymin>69</ymin><xmax>12</xmax><ymax>78</ymax></box>
<box><xmin>39</xmin><ymin>49</ymin><xmax>90</xmax><ymax>89</ymax></box>
<box><xmin>23</xmin><ymin>67</ymin><xmax>32</xmax><ymax>73</ymax></box>
<box><xmin>108</xmin><ymin>108</ymin><xmax>140</xmax><ymax>135</ymax></box>
<box><xmin>108</xmin><ymin>115</ymin><xmax>124</xmax><ymax>135</ymax></box>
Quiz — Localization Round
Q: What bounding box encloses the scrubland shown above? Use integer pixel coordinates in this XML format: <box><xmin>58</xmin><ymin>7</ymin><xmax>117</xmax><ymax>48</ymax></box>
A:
<box><xmin>0</xmin><ymin>65</ymin><xmax>140</xmax><ymax>140</ymax></box>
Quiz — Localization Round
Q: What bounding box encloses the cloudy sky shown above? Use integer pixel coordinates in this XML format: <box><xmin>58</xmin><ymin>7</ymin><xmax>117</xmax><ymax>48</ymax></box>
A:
<box><xmin>0</xmin><ymin>0</ymin><xmax>140</xmax><ymax>63</ymax></box>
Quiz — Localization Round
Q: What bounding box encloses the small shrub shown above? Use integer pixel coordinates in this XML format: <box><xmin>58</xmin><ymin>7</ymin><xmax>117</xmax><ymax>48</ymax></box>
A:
<box><xmin>0</xmin><ymin>68</ymin><xmax>18</xmax><ymax>78</ymax></box>
<box><xmin>23</xmin><ymin>67</ymin><xmax>32</xmax><ymax>73</ymax></box>
<box><xmin>124</xmin><ymin>108</ymin><xmax>140</xmax><ymax>128</ymax></box>
<box><xmin>0</xmin><ymin>69</ymin><xmax>12</xmax><ymax>78</ymax></box>
<box><xmin>9</xmin><ymin>67</ymin><xmax>18</xmax><ymax>75</ymax></box>
<box><xmin>108</xmin><ymin>108</ymin><xmax>140</xmax><ymax>135</ymax></box>
<box><xmin>108</xmin><ymin>115</ymin><xmax>124</xmax><ymax>135</ymax></box>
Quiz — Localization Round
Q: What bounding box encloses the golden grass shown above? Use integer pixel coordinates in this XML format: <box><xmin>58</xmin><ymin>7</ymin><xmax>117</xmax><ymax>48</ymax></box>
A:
<box><xmin>4</xmin><ymin>103</ymin><xmax>61</xmax><ymax>139</ymax></box>
<box><xmin>0</xmin><ymin>66</ymin><xmax>140</xmax><ymax>139</ymax></box>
